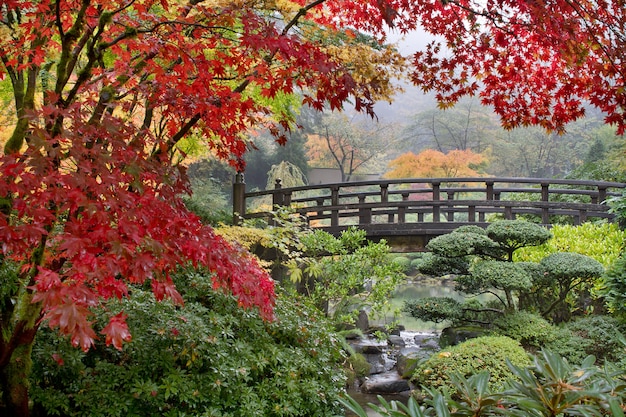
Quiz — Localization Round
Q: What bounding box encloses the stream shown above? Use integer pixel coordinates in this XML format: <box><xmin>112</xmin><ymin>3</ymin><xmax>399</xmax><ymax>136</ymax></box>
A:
<box><xmin>343</xmin><ymin>278</ymin><xmax>467</xmax><ymax>416</ymax></box>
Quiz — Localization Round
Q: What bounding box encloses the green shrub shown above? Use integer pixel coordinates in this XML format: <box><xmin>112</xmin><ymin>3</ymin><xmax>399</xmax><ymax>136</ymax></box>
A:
<box><xmin>561</xmin><ymin>315</ymin><xmax>626</xmax><ymax>364</ymax></box>
<box><xmin>392</xmin><ymin>256</ymin><xmax>412</xmax><ymax>272</ymax></box>
<box><xmin>403</xmin><ymin>297</ymin><xmax>463</xmax><ymax>324</ymax></box>
<box><xmin>345</xmin><ymin>353</ymin><xmax>371</xmax><ymax>386</ymax></box>
<box><xmin>486</xmin><ymin>220</ymin><xmax>552</xmax><ymax>257</ymax></box>
<box><xmin>515</xmin><ymin>222</ymin><xmax>625</xmax><ymax>268</ymax></box>
<box><xmin>602</xmin><ymin>251</ymin><xmax>626</xmax><ymax>319</ymax></box>
<box><xmin>452</xmin><ymin>225</ymin><xmax>487</xmax><ymax>235</ymax></box>
<box><xmin>503</xmin><ymin>350</ymin><xmax>626</xmax><ymax>416</ymax></box>
<box><xmin>541</xmin><ymin>326</ymin><xmax>590</xmax><ymax>365</ymax></box>
<box><xmin>416</xmin><ymin>252</ymin><xmax>470</xmax><ymax>276</ymax></box>
<box><xmin>30</xmin><ymin>268</ymin><xmax>345</xmax><ymax>417</ymax></box>
<box><xmin>492</xmin><ymin>311</ymin><xmax>557</xmax><ymax>350</ymax></box>
<box><xmin>409</xmin><ymin>257</ymin><xmax>425</xmax><ymax>271</ymax></box>
<box><xmin>425</xmin><ymin>232</ymin><xmax>500</xmax><ymax>258</ymax></box>
<box><xmin>412</xmin><ymin>335</ymin><xmax>530</xmax><ymax>395</ymax></box>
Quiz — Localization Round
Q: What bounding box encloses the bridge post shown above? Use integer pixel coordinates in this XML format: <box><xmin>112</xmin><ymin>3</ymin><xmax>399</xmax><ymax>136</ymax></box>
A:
<box><xmin>330</xmin><ymin>185</ymin><xmax>340</xmax><ymax>227</ymax></box>
<box><xmin>597</xmin><ymin>186</ymin><xmax>607</xmax><ymax>204</ymax></box>
<box><xmin>541</xmin><ymin>182</ymin><xmax>550</xmax><ymax>224</ymax></box>
<box><xmin>446</xmin><ymin>190</ymin><xmax>455</xmax><ymax>222</ymax></box>
<box><xmin>480</xmin><ymin>181</ymin><xmax>495</xmax><ymax>222</ymax></box>
<box><xmin>398</xmin><ymin>192</ymin><xmax>409</xmax><ymax>223</ymax></box>
<box><xmin>486</xmin><ymin>180</ymin><xmax>494</xmax><ymax>200</ymax></box>
<box><xmin>272</xmin><ymin>179</ymin><xmax>284</xmax><ymax>208</ymax></box>
<box><xmin>432</xmin><ymin>181</ymin><xmax>441</xmax><ymax>222</ymax></box>
<box><xmin>358</xmin><ymin>194</ymin><xmax>371</xmax><ymax>225</ymax></box>
<box><xmin>233</xmin><ymin>172</ymin><xmax>246</xmax><ymax>225</ymax></box>
<box><xmin>380</xmin><ymin>183</ymin><xmax>389</xmax><ymax>202</ymax></box>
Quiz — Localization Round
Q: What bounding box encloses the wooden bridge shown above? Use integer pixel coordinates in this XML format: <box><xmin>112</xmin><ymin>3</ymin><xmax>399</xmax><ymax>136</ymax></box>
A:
<box><xmin>233</xmin><ymin>176</ymin><xmax>626</xmax><ymax>251</ymax></box>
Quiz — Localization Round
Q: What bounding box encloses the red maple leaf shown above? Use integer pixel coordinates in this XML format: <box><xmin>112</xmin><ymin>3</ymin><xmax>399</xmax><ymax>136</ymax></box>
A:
<box><xmin>101</xmin><ymin>313</ymin><xmax>132</xmax><ymax>351</ymax></box>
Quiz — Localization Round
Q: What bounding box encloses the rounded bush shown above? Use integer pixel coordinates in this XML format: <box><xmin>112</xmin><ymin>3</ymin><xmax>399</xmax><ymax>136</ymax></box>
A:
<box><xmin>416</xmin><ymin>253</ymin><xmax>470</xmax><ymax>276</ymax></box>
<box><xmin>486</xmin><ymin>220</ymin><xmax>552</xmax><ymax>249</ymax></box>
<box><xmin>410</xmin><ymin>257</ymin><xmax>424</xmax><ymax>271</ymax></box>
<box><xmin>452</xmin><ymin>225</ymin><xmax>487</xmax><ymax>235</ymax></box>
<box><xmin>403</xmin><ymin>297</ymin><xmax>463</xmax><ymax>324</ymax></box>
<box><xmin>426</xmin><ymin>232</ymin><xmax>499</xmax><ymax>257</ymax></box>
<box><xmin>412</xmin><ymin>335</ymin><xmax>530</xmax><ymax>394</ymax></box>
<box><xmin>392</xmin><ymin>256</ymin><xmax>412</xmax><ymax>272</ymax></box>
<box><xmin>540</xmin><ymin>252</ymin><xmax>604</xmax><ymax>280</ymax></box>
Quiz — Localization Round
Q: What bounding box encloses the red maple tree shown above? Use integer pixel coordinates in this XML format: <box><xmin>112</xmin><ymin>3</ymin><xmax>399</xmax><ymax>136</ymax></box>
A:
<box><xmin>0</xmin><ymin>0</ymin><xmax>401</xmax><ymax>415</ymax></box>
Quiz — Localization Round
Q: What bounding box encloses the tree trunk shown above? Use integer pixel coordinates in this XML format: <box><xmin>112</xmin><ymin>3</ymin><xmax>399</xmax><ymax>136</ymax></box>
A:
<box><xmin>1</xmin><ymin>334</ymin><xmax>37</xmax><ymax>417</ymax></box>
<box><xmin>0</xmin><ymin>289</ymin><xmax>42</xmax><ymax>417</ymax></box>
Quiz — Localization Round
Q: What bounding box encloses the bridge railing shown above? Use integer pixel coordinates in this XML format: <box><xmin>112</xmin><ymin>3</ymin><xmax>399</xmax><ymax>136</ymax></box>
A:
<box><xmin>233</xmin><ymin>177</ymin><xmax>626</xmax><ymax>235</ymax></box>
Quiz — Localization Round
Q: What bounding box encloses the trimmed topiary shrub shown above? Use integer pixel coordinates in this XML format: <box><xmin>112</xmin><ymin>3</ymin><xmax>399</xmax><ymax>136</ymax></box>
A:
<box><xmin>411</xmin><ymin>335</ymin><xmax>530</xmax><ymax>395</ymax></box>
<box><xmin>403</xmin><ymin>297</ymin><xmax>464</xmax><ymax>325</ymax></box>
<box><xmin>486</xmin><ymin>220</ymin><xmax>552</xmax><ymax>260</ymax></box>
<box><xmin>392</xmin><ymin>256</ymin><xmax>412</xmax><ymax>272</ymax></box>
<box><xmin>452</xmin><ymin>225</ymin><xmax>487</xmax><ymax>235</ymax></box>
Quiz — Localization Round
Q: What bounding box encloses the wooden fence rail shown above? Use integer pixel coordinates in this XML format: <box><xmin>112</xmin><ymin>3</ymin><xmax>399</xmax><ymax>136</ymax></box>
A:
<box><xmin>233</xmin><ymin>176</ymin><xmax>626</xmax><ymax>238</ymax></box>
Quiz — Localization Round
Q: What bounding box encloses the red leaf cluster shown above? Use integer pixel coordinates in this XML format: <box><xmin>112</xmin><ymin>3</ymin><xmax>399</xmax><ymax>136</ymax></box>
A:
<box><xmin>404</xmin><ymin>0</ymin><xmax>626</xmax><ymax>132</ymax></box>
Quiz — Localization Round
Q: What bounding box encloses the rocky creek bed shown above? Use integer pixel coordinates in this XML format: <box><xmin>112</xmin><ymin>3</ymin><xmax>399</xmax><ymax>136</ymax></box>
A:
<box><xmin>346</xmin><ymin>330</ymin><xmax>441</xmax><ymax>396</ymax></box>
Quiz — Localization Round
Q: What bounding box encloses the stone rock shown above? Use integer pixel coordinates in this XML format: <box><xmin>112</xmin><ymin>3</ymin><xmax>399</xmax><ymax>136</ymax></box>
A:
<box><xmin>413</xmin><ymin>333</ymin><xmax>440</xmax><ymax>351</ymax></box>
<box><xmin>387</xmin><ymin>335</ymin><xmax>406</xmax><ymax>348</ymax></box>
<box><xmin>355</xmin><ymin>309</ymin><xmax>369</xmax><ymax>333</ymax></box>
<box><xmin>364</xmin><ymin>352</ymin><xmax>395</xmax><ymax>374</ymax></box>
<box><xmin>389</xmin><ymin>324</ymin><xmax>406</xmax><ymax>336</ymax></box>
<box><xmin>396</xmin><ymin>347</ymin><xmax>422</xmax><ymax>378</ymax></box>
<box><xmin>440</xmin><ymin>326</ymin><xmax>486</xmax><ymax>347</ymax></box>
<box><xmin>361</xmin><ymin>371</ymin><xmax>411</xmax><ymax>394</ymax></box>
<box><xmin>351</xmin><ymin>339</ymin><xmax>387</xmax><ymax>354</ymax></box>
<box><xmin>343</xmin><ymin>329</ymin><xmax>363</xmax><ymax>340</ymax></box>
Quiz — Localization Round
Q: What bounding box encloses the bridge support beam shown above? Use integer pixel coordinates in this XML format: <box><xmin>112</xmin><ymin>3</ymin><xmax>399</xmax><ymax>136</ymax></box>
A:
<box><xmin>233</xmin><ymin>172</ymin><xmax>245</xmax><ymax>225</ymax></box>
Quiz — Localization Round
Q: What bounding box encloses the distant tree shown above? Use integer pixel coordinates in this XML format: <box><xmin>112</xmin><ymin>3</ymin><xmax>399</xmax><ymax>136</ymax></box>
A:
<box><xmin>584</xmin><ymin>138</ymin><xmax>607</xmax><ymax>165</ymax></box>
<box><xmin>244</xmin><ymin>138</ymin><xmax>276</xmax><ymax>191</ymax></box>
<box><xmin>266</xmin><ymin>161</ymin><xmax>308</xmax><ymax>190</ymax></box>
<box><xmin>384</xmin><ymin>149</ymin><xmax>486</xmax><ymax>179</ymax></box>
<box><xmin>565</xmin><ymin>133</ymin><xmax>626</xmax><ymax>183</ymax></box>
<box><xmin>306</xmin><ymin>112</ymin><xmax>399</xmax><ymax>181</ymax></box>
<box><xmin>273</xmin><ymin>129</ymin><xmax>310</xmax><ymax>178</ymax></box>
<box><xmin>488</xmin><ymin>127</ymin><xmax>589</xmax><ymax>178</ymax></box>
<box><xmin>403</xmin><ymin>98</ymin><xmax>497</xmax><ymax>155</ymax></box>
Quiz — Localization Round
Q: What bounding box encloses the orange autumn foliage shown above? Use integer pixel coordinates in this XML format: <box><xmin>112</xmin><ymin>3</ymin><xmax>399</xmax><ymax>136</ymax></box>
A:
<box><xmin>384</xmin><ymin>149</ymin><xmax>486</xmax><ymax>179</ymax></box>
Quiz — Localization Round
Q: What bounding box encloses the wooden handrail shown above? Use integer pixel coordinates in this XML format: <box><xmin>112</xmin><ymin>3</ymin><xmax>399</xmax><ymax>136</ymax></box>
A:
<box><xmin>233</xmin><ymin>176</ymin><xmax>626</xmax><ymax>232</ymax></box>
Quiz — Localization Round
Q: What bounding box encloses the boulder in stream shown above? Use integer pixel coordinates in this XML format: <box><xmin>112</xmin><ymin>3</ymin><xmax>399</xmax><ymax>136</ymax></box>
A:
<box><xmin>361</xmin><ymin>371</ymin><xmax>411</xmax><ymax>394</ymax></box>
